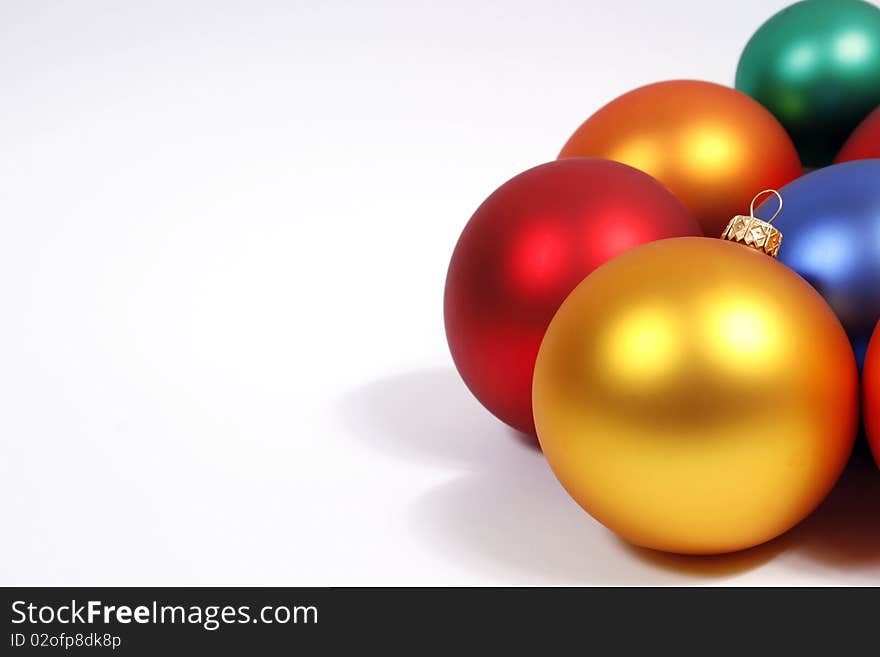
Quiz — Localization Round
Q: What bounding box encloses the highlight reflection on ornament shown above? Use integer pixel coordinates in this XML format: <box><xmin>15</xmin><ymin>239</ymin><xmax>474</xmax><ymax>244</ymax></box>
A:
<box><xmin>736</xmin><ymin>0</ymin><xmax>880</xmax><ymax>166</ymax></box>
<box><xmin>755</xmin><ymin>159</ymin><xmax>880</xmax><ymax>366</ymax></box>
<box><xmin>533</xmin><ymin>192</ymin><xmax>858</xmax><ymax>554</ymax></box>
<box><xmin>444</xmin><ymin>159</ymin><xmax>699</xmax><ymax>436</ymax></box>
<box><xmin>558</xmin><ymin>80</ymin><xmax>802</xmax><ymax>236</ymax></box>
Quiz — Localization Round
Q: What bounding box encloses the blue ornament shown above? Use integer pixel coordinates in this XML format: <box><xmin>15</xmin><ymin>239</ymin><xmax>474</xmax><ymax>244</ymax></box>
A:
<box><xmin>756</xmin><ymin>160</ymin><xmax>880</xmax><ymax>366</ymax></box>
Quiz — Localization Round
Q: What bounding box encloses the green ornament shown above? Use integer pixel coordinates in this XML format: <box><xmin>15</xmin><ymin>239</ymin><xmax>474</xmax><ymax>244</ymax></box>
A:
<box><xmin>736</xmin><ymin>0</ymin><xmax>880</xmax><ymax>167</ymax></box>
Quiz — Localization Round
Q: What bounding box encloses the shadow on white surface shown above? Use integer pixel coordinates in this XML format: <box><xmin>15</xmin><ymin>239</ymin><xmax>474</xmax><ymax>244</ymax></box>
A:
<box><xmin>785</xmin><ymin>447</ymin><xmax>880</xmax><ymax>572</ymax></box>
<box><xmin>340</xmin><ymin>369</ymin><xmax>539</xmax><ymax>469</ymax></box>
<box><xmin>409</xmin><ymin>467</ymin><xmax>790</xmax><ymax>584</ymax></box>
<box><xmin>343</xmin><ymin>368</ymin><xmax>880</xmax><ymax>584</ymax></box>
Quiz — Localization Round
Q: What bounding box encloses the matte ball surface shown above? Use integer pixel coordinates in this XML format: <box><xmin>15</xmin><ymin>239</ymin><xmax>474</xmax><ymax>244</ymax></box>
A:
<box><xmin>533</xmin><ymin>238</ymin><xmax>858</xmax><ymax>554</ymax></box>
<box><xmin>862</xmin><ymin>323</ymin><xmax>880</xmax><ymax>467</ymax></box>
<box><xmin>755</xmin><ymin>159</ymin><xmax>880</xmax><ymax>366</ymax></box>
<box><xmin>444</xmin><ymin>159</ymin><xmax>699</xmax><ymax>436</ymax></box>
<box><xmin>836</xmin><ymin>107</ymin><xmax>880</xmax><ymax>163</ymax></box>
<box><xmin>558</xmin><ymin>80</ymin><xmax>802</xmax><ymax>237</ymax></box>
<box><xmin>736</xmin><ymin>0</ymin><xmax>880</xmax><ymax>167</ymax></box>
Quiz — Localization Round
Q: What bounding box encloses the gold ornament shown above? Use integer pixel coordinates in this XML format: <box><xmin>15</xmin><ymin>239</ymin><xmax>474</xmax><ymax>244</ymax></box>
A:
<box><xmin>532</xmin><ymin>192</ymin><xmax>858</xmax><ymax>554</ymax></box>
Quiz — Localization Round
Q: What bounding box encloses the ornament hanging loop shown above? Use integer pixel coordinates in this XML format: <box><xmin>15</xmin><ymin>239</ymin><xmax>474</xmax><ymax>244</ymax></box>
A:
<box><xmin>720</xmin><ymin>188</ymin><xmax>783</xmax><ymax>258</ymax></box>
<box><xmin>750</xmin><ymin>189</ymin><xmax>783</xmax><ymax>223</ymax></box>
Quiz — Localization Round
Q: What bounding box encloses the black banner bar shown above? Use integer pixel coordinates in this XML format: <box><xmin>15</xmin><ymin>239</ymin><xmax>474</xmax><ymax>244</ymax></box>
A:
<box><xmin>0</xmin><ymin>587</ymin><xmax>871</xmax><ymax>653</ymax></box>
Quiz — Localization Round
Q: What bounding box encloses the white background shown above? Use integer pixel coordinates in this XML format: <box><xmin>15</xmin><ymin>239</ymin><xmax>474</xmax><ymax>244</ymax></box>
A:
<box><xmin>2</xmin><ymin>0</ymin><xmax>879</xmax><ymax>585</ymax></box>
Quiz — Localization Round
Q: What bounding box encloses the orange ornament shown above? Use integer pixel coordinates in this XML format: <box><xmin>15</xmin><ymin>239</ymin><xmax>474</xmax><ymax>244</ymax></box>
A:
<box><xmin>559</xmin><ymin>80</ymin><xmax>803</xmax><ymax>236</ymax></box>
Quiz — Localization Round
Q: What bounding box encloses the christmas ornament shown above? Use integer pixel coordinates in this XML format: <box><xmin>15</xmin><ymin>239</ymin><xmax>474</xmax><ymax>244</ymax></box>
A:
<box><xmin>862</xmin><ymin>322</ymin><xmax>880</xmax><ymax>467</ymax></box>
<box><xmin>736</xmin><ymin>0</ymin><xmax>880</xmax><ymax>167</ymax></box>
<box><xmin>754</xmin><ymin>160</ymin><xmax>880</xmax><ymax>366</ymax></box>
<box><xmin>533</xmin><ymin>192</ymin><xmax>858</xmax><ymax>554</ymax></box>
<box><xmin>836</xmin><ymin>107</ymin><xmax>880</xmax><ymax>163</ymax></box>
<box><xmin>444</xmin><ymin>158</ymin><xmax>699</xmax><ymax>436</ymax></box>
<box><xmin>558</xmin><ymin>80</ymin><xmax>801</xmax><ymax>237</ymax></box>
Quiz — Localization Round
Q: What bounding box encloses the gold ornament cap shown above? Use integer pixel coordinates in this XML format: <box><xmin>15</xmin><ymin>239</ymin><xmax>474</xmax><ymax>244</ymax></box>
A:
<box><xmin>720</xmin><ymin>189</ymin><xmax>783</xmax><ymax>258</ymax></box>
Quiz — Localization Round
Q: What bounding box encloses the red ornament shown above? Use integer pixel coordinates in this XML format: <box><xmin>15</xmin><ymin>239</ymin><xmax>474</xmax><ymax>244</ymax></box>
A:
<box><xmin>444</xmin><ymin>158</ymin><xmax>701</xmax><ymax>436</ymax></box>
<box><xmin>862</xmin><ymin>321</ymin><xmax>880</xmax><ymax>466</ymax></box>
<box><xmin>836</xmin><ymin>107</ymin><xmax>880</xmax><ymax>163</ymax></box>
